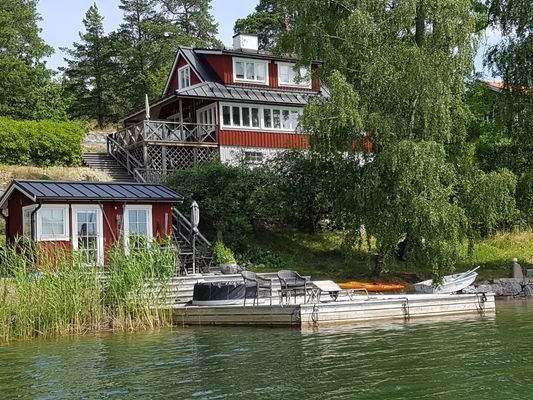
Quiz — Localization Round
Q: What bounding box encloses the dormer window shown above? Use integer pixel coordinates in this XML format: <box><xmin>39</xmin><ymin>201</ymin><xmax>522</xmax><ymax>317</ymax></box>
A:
<box><xmin>178</xmin><ymin>65</ymin><xmax>191</xmax><ymax>89</ymax></box>
<box><xmin>233</xmin><ymin>58</ymin><xmax>268</xmax><ymax>84</ymax></box>
<box><xmin>278</xmin><ymin>63</ymin><xmax>311</xmax><ymax>88</ymax></box>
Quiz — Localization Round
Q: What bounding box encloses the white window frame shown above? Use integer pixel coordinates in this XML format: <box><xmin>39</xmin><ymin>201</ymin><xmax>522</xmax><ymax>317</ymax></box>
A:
<box><xmin>196</xmin><ymin>103</ymin><xmax>218</xmax><ymax>126</ymax></box>
<box><xmin>244</xmin><ymin>151</ymin><xmax>264</xmax><ymax>165</ymax></box>
<box><xmin>277</xmin><ymin>62</ymin><xmax>311</xmax><ymax>88</ymax></box>
<box><xmin>71</xmin><ymin>205</ymin><xmax>105</xmax><ymax>266</ymax></box>
<box><xmin>22</xmin><ymin>204</ymin><xmax>37</xmax><ymax>238</ymax></box>
<box><xmin>123</xmin><ymin>205</ymin><xmax>153</xmax><ymax>254</ymax></box>
<box><xmin>35</xmin><ymin>204</ymin><xmax>70</xmax><ymax>242</ymax></box>
<box><xmin>219</xmin><ymin>102</ymin><xmax>303</xmax><ymax>132</ymax></box>
<box><xmin>233</xmin><ymin>57</ymin><xmax>269</xmax><ymax>84</ymax></box>
<box><xmin>178</xmin><ymin>65</ymin><xmax>191</xmax><ymax>89</ymax></box>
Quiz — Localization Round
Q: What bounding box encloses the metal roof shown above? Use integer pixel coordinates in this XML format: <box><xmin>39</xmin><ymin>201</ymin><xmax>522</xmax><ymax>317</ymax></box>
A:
<box><xmin>175</xmin><ymin>81</ymin><xmax>329</xmax><ymax>105</ymax></box>
<box><xmin>0</xmin><ymin>180</ymin><xmax>183</xmax><ymax>209</ymax></box>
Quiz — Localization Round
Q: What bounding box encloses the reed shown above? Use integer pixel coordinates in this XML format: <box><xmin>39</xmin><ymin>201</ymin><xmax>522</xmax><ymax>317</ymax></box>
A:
<box><xmin>0</xmin><ymin>238</ymin><xmax>175</xmax><ymax>342</ymax></box>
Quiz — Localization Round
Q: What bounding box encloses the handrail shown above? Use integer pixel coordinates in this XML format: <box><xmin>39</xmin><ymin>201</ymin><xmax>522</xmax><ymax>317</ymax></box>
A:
<box><xmin>114</xmin><ymin>120</ymin><xmax>218</xmax><ymax>145</ymax></box>
<box><xmin>173</xmin><ymin>208</ymin><xmax>211</xmax><ymax>247</ymax></box>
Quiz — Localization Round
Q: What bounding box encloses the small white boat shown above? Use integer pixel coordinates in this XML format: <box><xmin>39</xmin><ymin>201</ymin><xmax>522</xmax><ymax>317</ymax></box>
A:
<box><xmin>414</xmin><ymin>267</ymin><xmax>479</xmax><ymax>294</ymax></box>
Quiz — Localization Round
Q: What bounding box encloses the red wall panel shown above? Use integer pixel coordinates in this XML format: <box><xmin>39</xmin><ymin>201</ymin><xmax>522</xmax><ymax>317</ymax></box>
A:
<box><xmin>219</xmin><ymin>130</ymin><xmax>310</xmax><ymax>149</ymax></box>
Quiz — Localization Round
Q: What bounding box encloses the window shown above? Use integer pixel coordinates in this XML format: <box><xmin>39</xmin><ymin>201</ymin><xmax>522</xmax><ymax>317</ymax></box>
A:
<box><xmin>124</xmin><ymin>205</ymin><xmax>153</xmax><ymax>252</ymax></box>
<box><xmin>22</xmin><ymin>205</ymin><xmax>37</xmax><ymax>238</ymax></box>
<box><xmin>244</xmin><ymin>151</ymin><xmax>263</xmax><ymax>164</ymax></box>
<box><xmin>72</xmin><ymin>206</ymin><xmax>104</xmax><ymax>266</ymax></box>
<box><xmin>36</xmin><ymin>205</ymin><xmax>70</xmax><ymax>241</ymax></box>
<box><xmin>178</xmin><ymin>65</ymin><xmax>191</xmax><ymax>89</ymax></box>
<box><xmin>278</xmin><ymin>63</ymin><xmax>311</xmax><ymax>87</ymax></box>
<box><xmin>233</xmin><ymin>58</ymin><xmax>268</xmax><ymax>84</ymax></box>
<box><xmin>220</xmin><ymin>102</ymin><xmax>302</xmax><ymax>131</ymax></box>
<box><xmin>197</xmin><ymin>104</ymin><xmax>217</xmax><ymax>126</ymax></box>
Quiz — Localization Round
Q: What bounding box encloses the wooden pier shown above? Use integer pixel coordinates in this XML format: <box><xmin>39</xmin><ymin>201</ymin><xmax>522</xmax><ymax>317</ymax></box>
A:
<box><xmin>165</xmin><ymin>275</ymin><xmax>495</xmax><ymax>329</ymax></box>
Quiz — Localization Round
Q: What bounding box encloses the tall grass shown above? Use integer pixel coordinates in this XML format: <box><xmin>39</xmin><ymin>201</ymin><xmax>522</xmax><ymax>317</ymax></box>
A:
<box><xmin>0</xmin><ymin>238</ymin><xmax>175</xmax><ymax>342</ymax></box>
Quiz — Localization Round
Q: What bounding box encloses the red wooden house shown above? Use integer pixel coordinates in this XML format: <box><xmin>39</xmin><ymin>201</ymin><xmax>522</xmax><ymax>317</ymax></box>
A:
<box><xmin>108</xmin><ymin>34</ymin><xmax>330</xmax><ymax>182</ymax></box>
<box><xmin>0</xmin><ymin>180</ymin><xmax>183</xmax><ymax>265</ymax></box>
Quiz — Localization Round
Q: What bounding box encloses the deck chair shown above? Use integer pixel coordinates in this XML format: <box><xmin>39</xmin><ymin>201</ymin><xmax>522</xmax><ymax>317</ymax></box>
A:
<box><xmin>241</xmin><ymin>271</ymin><xmax>273</xmax><ymax>306</ymax></box>
<box><xmin>277</xmin><ymin>270</ymin><xmax>309</xmax><ymax>303</ymax></box>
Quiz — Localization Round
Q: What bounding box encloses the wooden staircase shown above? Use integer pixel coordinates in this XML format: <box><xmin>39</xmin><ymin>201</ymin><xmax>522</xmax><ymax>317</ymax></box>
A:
<box><xmin>82</xmin><ymin>152</ymin><xmax>135</xmax><ymax>182</ymax></box>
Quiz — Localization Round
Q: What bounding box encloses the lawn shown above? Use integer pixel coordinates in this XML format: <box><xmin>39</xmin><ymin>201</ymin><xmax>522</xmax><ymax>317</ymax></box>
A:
<box><xmin>247</xmin><ymin>230</ymin><xmax>533</xmax><ymax>283</ymax></box>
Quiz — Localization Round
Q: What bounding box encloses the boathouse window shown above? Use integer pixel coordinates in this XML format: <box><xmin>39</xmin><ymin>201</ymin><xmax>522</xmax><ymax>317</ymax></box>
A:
<box><xmin>22</xmin><ymin>205</ymin><xmax>37</xmax><ymax>238</ymax></box>
<box><xmin>124</xmin><ymin>205</ymin><xmax>153</xmax><ymax>252</ymax></box>
<box><xmin>277</xmin><ymin>62</ymin><xmax>311</xmax><ymax>87</ymax></box>
<box><xmin>220</xmin><ymin>102</ymin><xmax>300</xmax><ymax>131</ymax></box>
<box><xmin>233</xmin><ymin>58</ymin><xmax>268</xmax><ymax>84</ymax></box>
<box><xmin>178</xmin><ymin>65</ymin><xmax>191</xmax><ymax>89</ymax></box>
<box><xmin>35</xmin><ymin>205</ymin><xmax>70</xmax><ymax>241</ymax></box>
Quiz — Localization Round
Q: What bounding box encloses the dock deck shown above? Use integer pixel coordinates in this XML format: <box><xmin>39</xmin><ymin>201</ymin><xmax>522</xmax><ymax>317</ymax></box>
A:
<box><xmin>172</xmin><ymin>291</ymin><xmax>495</xmax><ymax>329</ymax></box>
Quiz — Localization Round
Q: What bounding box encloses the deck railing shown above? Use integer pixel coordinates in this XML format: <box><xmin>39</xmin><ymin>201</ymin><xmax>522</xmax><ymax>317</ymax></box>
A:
<box><xmin>113</xmin><ymin>120</ymin><xmax>218</xmax><ymax>148</ymax></box>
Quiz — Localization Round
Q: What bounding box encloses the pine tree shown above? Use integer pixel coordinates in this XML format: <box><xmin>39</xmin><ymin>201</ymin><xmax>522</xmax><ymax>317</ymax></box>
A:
<box><xmin>62</xmin><ymin>4</ymin><xmax>117</xmax><ymax>128</ymax></box>
<box><xmin>234</xmin><ymin>0</ymin><xmax>292</xmax><ymax>50</ymax></box>
<box><xmin>0</xmin><ymin>0</ymin><xmax>54</xmax><ymax>119</ymax></box>
<box><xmin>159</xmin><ymin>0</ymin><xmax>222</xmax><ymax>48</ymax></box>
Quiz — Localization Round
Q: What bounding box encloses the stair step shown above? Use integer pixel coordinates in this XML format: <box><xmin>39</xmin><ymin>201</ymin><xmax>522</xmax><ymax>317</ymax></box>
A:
<box><xmin>82</xmin><ymin>152</ymin><xmax>134</xmax><ymax>182</ymax></box>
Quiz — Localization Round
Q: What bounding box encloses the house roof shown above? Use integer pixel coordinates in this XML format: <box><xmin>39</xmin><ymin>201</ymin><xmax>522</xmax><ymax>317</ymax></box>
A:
<box><xmin>175</xmin><ymin>81</ymin><xmax>329</xmax><ymax>105</ymax></box>
<box><xmin>0</xmin><ymin>180</ymin><xmax>183</xmax><ymax>209</ymax></box>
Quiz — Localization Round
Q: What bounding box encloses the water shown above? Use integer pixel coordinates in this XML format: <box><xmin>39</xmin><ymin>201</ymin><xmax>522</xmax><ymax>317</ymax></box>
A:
<box><xmin>1</xmin><ymin>301</ymin><xmax>533</xmax><ymax>399</ymax></box>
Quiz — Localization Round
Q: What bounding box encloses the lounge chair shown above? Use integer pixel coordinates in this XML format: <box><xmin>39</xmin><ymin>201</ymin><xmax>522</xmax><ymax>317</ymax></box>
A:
<box><xmin>277</xmin><ymin>270</ymin><xmax>309</xmax><ymax>303</ymax></box>
<box><xmin>308</xmin><ymin>280</ymin><xmax>369</xmax><ymax>302</ymax></box>
<box><xmin>241</xmin><ymin>271</ymin><xmax>273</xmax><ymax>306</ymax></box>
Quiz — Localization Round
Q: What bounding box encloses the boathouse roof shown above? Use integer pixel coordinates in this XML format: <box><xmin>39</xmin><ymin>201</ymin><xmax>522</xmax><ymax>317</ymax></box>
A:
<box><xmin>0</xmin><ymin>180</ymin><xmax>183</xmax><ymax>208</ymax></box>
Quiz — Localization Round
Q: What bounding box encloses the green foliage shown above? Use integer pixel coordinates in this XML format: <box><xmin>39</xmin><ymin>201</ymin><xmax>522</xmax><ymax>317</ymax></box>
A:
<box><xmin>61</xmin><ymin>4</ymin><xmax>119</xmax><ymax>128</ymax></box>
<box><xmin>234</xmin><ymin>0</ymin><xmax>293</xmax><ymax>50</ymax></box>
<box><xmin>0</xmin><ymin>117</ymin><xmax>85</xmax><ymax>166</ymax></box>
<box><xmin>212</xmin><ymin>241</ymin><xmax>236</xmax><ymax>265</ymax></box>
<box><xmin>0</xmin><ymin>0</ymin><xmax>70</xmax><ymax>120</ymax></box>
<box><xmin>271</xmin><ymin>150</ymin><xmax>335</xmax><ymax>232</ymax></box>
<box><xmin>166</xmin><ymin>161</ymin><xmax>279</xmax><ymax>250</ymax></box>
<box><xmin>517</xmin><ymin>172</ymin><xmax>533</xmax><ymax>222</ymax></box>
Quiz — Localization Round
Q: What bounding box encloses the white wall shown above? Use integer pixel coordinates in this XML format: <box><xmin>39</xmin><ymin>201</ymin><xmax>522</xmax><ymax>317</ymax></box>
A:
<box><xmin>219</xmin><ymin>146</ymin><xmax>286</xmax><ymax>166</ymax></box>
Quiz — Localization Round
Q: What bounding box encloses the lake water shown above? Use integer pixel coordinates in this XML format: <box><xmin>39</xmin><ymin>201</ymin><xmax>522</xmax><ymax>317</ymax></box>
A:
<box><xmin>1</xmin><ymin>301</ymin><xmax>532</xmax><ymax>399</ymax></box>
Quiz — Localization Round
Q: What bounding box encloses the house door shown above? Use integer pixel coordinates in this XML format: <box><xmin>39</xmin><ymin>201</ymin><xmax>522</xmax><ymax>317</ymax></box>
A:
<box><xmin>72</xmin><ymin>206</ymin><xmax>104</xmax><ymax>265</ymax></box>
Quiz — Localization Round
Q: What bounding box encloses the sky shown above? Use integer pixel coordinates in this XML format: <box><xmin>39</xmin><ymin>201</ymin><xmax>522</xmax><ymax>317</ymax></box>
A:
<box><xmin>36</xmin><ymin>0</ymin><xmax>499</xmax><ymax>78</ymax></box>
<box><xmin>36</xmin><ymin>0</ymin><xmax>257</xmax><ymax>71</ymax></box>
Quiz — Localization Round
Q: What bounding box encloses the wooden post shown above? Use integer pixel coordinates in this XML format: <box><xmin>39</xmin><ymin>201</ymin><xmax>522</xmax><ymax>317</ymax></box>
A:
<box><xmin>179</xmin><ymin>98</ymin><xmax>184</xmax><ymax>141</ymax></box>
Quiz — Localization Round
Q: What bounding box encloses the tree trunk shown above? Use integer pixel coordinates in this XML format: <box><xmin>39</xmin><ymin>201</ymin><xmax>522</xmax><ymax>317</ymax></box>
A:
<box><xmin>415</xmin><ymin>2</ymin><xmax>425</xmax><ymax>47</ymax></box>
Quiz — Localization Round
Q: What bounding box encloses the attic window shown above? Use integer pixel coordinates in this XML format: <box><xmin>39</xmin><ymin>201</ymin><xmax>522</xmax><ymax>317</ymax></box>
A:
<box><xmin>278</xmin><ymin>62</ymin><xmax>311</xmax><ymax>88</ymax></box>
<box><xmin>178</xmin><ymin>65</ymin><xmax>191</xmax><ymax>89</ymax></box>
<box><xmin>233</xmin><ymin>58</ymin><xmax>268</xmax><ymax>84</ymax></box>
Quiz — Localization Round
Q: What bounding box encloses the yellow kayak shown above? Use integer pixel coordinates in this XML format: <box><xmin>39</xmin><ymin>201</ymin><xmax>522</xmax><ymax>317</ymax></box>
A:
<box><xmin>338</xmin><ymin>281</ymin><xmax>405</xmax><ymax>292</ymax></box>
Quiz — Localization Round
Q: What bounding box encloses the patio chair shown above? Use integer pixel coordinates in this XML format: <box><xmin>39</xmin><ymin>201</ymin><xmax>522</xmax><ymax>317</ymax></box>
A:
<box><xmin>241</xmin><ymin>271</ymin><xmax>273</xmax><ymax>306</ymax></box>
<box><xmin>277</xmin><ymin>270</ymin><xmax>309</xmax><ymax>303</ymax></box>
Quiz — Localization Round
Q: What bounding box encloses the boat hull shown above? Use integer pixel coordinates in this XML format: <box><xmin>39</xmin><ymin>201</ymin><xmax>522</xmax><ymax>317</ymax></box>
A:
<box><xmin>414</xmin><ymin>273</ymin><xmax>478</xmax><ymax>294</ymax></box>
<box><xmin>338</xmin><ymin>281</ymin><xmax>405</xmax><ymax>292</ymax></box>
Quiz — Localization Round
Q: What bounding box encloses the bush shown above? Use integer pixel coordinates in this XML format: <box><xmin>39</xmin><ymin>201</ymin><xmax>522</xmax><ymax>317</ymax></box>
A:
<box><xmin>212</xmin><ymin>241</ymin><xmax>236</xmax><ymax>265</ymax></box>
<box><xmin>0</xmin><ymin>117</ymin><xmax>85</xmax><ymax>166</ymax></box>
<box><xmin>517</xmin><ymin>172</ymin><xmax>533</xmax><ymax>223</ymax></box>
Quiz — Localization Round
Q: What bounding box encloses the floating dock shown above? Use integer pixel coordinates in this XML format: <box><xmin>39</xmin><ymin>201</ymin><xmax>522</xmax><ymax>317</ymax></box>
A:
<box><xmin>170</xmin><ymin>282</ymin><xmax>495</xmax><ymax>329</ymax></box>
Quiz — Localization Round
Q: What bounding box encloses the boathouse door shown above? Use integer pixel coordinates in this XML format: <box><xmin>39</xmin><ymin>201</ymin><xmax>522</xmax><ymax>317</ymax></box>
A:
<box><xmin>71</xmin><ymin>205</ymin><xmax>104</xmax><ymax>265</ymax></box>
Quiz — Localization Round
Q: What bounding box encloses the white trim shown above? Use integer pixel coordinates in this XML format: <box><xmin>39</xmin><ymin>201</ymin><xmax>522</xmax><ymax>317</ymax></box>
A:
<box><xmin>22</xmin><ymin>204</ymin><xmax>37</xmax><ymax>238</ymax></box>
<box><xmin>0</xmin><ymin>183</ymin><xmax>36</xmax><ymax>209</ymax></box>
<box><xmin>232</xmin><ymin>57</ymin><xmax>269</xmax><ymax>85</ymax></box>
<box><xmin>276</xmin><ymin>62</ymin><xmax>312</xmax><ymax>88</ymax></box>
<box><xmin>71</xmin><ymin>205</ymin><xmax>105</xmax><ymax>266</ymax></box>
<box><xmin>196</xmin><ymin>103</ymin><xmax>218</xmax><ymax>125</ymax></box>
<box><xmin>123</xmin><ymin>205</ymin><xmax>153</xmax><ymax>254</ymax></box>
<box><xmin>162</xmin><ymin>48</ymin><xmax>205</xmax><ymax>95</ymax></box>
<box><xmin>36</xmin><ymin>204</ymin><xmax>70</xmax><ymax>242</ymax></box>
<box><xmin>178</xmin><ymin>65</ymin><xmax>191</xmax><ymax>89</ymax></box>
<box><xmin>219</xmin><ymin>101</ymin><xmax>303</xmax><ymax>132</ymax></box>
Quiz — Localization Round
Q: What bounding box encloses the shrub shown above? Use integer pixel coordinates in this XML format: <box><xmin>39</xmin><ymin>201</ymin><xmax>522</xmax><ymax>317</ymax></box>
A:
<box><xmin>0</xmin><ymin>117</ymin><xmax>85</xmax><ymax>166</ymax></box>
<box><xmin>212</xmin><ymin>241</ymin><xmax>236</xmax><ymax>265</ymax></box>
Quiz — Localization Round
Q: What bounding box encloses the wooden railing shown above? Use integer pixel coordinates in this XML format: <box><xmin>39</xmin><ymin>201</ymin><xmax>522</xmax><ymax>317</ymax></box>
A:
<box><xmin>113</xmin><ymin>120</ymin><xmax>218</xmax><ymax>148</ymax></box>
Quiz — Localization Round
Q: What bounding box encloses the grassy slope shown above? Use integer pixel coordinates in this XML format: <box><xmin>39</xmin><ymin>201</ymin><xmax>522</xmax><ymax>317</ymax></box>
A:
<box><xmin>248</xmin><ymin>230</ymin><xmax>533</xmax><ymax>282</ymax></box>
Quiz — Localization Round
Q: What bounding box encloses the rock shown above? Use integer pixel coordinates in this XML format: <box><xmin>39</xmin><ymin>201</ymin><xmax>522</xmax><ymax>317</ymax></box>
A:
<box><xmin>461</xmin><ymin>285</ymin><xmax>478</xmax><ymax>294</ymax></box>
<box><xmin>476</xmin><ymin>284</ymin><xmax>493</xmax><ymax>293</ymax></box>
<box><xmin>501</xmin><ymin>281</ymin><xmax>522</xmax><ymax>296</ymax></box>
<box><xmin>523</xmin><ymin>285</ymin><xmax>533</xmax><ymax>297</ymax></box>
<box><xmin>490</xmin><ymin>283</ymin><xmax>504</xmax><ymax>296</ymax></box>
